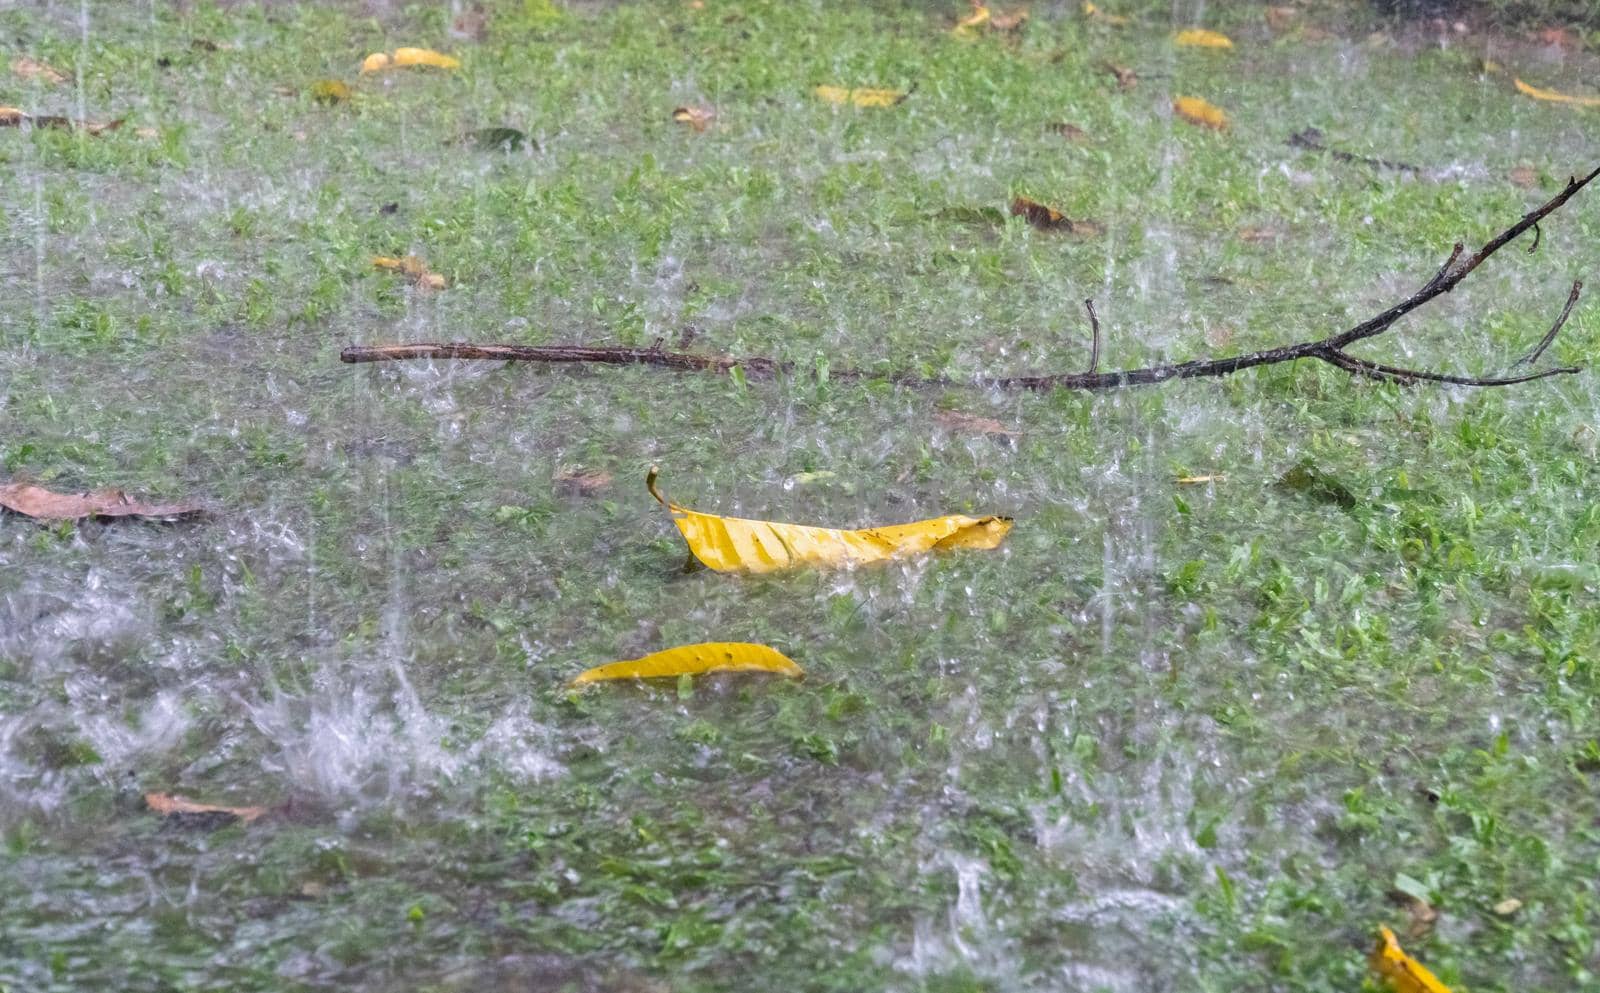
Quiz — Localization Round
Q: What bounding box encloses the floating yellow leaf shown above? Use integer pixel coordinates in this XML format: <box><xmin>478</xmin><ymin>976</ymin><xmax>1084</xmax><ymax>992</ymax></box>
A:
<box><xmin>1174</xmin><ymin>95</ymin><xmax>1228</xmax><ymax>130</ymax></box>
<box><xmin>1082</xmin><ymin>2</ymin><xmax>1128</xmax><ymax>26</ymax></box>
<box><xmin>953</xmin><ymin>2</ymin><xmax>991</xmax><ymax>36</ymax></box>
<box><xmin>672</xmin><ymin>105</ymin><xmax>715</xmax><ymax>131</ymax></box>
<box><xmin>1175</xmin><ymin>27</ymin><xmax>1233</xmax><ymax>48</ymax></box>
<box><xmin>361</xmin><ymin>47</ymin><xmax>459</xmax><ymax>74</ymax></box>
<box><xmin>1370</xmin><ymin>926</ymin><xmax>1452</xmax><ymax>993</ymax></box>
<box><xmin>373</xmin><ymin>255</ymin><xmax>446</xmax><ymax>290</ymax></box>
<box><xmin>570</xmin><ymin>642</ymin><xmax>803</xmax><ymax>687</ymax></box>
<box><xmin>814</xmin><ymin>84</ymin><xmax>909</xmax><ymax>108</ymax></box>
<box><xmin>11</xmin><ymin>56</ymin><xmax>69</xmax><ymax>85</ymax></box>
<box><xmin>1513</xmin><ymin>77</ymin><xmax>1600</xmax><ymax>108</ymax></box>
<box><xmin>648</xmin><ymin>467</ymin><xmax>1011</xmax><ymax>574</ymax></box>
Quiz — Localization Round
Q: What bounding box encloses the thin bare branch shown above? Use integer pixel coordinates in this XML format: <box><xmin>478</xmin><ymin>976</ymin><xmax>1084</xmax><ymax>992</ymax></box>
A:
<box><xmin>342</xmin><ymin>165</ymin><xmax>1600</xmax><ymax>393</ymax></box>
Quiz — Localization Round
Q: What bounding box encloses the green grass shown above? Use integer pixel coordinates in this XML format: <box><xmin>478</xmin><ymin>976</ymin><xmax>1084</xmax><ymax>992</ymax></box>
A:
<box><xmin>2</xmin><ymin>2</ymin><xmax>1599</xmax><ymax>992</ymax></box>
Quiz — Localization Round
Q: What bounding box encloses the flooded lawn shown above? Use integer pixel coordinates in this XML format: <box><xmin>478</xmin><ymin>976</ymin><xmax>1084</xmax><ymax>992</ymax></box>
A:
<box><xmin>2</xmin><ymin>2</ymin><xmax>1598</xmax><ymax>990</ymax></box>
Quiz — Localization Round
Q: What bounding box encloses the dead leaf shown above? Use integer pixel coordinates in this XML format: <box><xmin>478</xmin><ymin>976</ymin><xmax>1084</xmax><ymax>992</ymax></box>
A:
<box><xmin>1081</xmin><ymin>2</ymin><xmax>1128</xmax><ymax>26</ymax></box>
<box><xmin>991</xmin><ymin>7</ymin><xmax>1029</xmax><ymax>30</ymax></box>
<box><xmin>451</xmin><ymin>3</ymin><xmax>489</xmax><ymax>40</ymax></box>
<box><xmin>1264</xmin><ymin>6</ymin><xmax>1297</xmax><ymax>32</ymax></box>
<box><xmin>1369</xmin><ymin>925</ymin><xmax>1453</xmax><ymax>993</ymax></box>
<box><xmin>1049</xmin><ymin>121</ymin><xmax>1090</xmax><ymax>141</ymax></box>
<box><xmin>1386</xmin><ymin>888</ymin><xmax>1440</xmax><ymax>939</ymax></box>
<box><xmin>1175</xmin><ymin>27</ymin><xmax>1233</xmax><ymax>49</ymax></box>
<box><xmin>953</xmin><ymin>2</ymin><xmax>991</xmax><ymax>36</ymax></box>
<box><xmin>0</xmin><ymin>482</ymin><xmax>204</xmax><ymax>522</ymax></box>
<box><xmin>310</xmin><ymin>79</ymin><xmax>352</xmax><ymax>104</ymax></box>
<box><xmin>0</xmin><ymin>109</ymin><xmax>123</xmax><ymax>135</ymax></box>
<box><xmin>1508</xmin><ymin>165</ymin><xmax>1539</xmax><ymax>188</ymax></box>
<box><xmin>145</xmin><ymin>792</ymin><xmax>267</xmax><ymax>825</ymax></box>
<box><xmin>555</xmin><ymin>466</ymin><xmax>613</xmax><ymax>496</ymax></box>
<box><xmin>1492</xmin><ymin>897</ymin><xmax>1522</xmax><ymax>916</ymax></box>
<box><xmin>11</xmin><ymin>56</ymin><xmax>69</xmax><ymax>85</ymax></box>
<box><xmin>1513</xmin><ymin>77</ymin><xmax>1600</xmax><ymax>108</ymax></box>
<box><xmin>814</xmin><ymin>84</ymin><xmax>909</xmax><ymax>108</ymax></box>
<box><xmin>570</xmin><ymin>642</ymin><xmax>803</xmax><ymax>688</ymax></box>
<box><xmin>1010</xmin><ymin>196</ymin><xmax>1103</xmax><ymax>235</ymax></box>
<box><xmin>1174</xmin><ymin>95</ymin><xmax>1228</xmax><ymax>129</ymax></box>
<box><xmin>934</xmin><ymin>410</ymin><xmax>1021</xmax><ymax>438</ymax></box>
<box><xmin>1535</xmin><ymin>26</ymin><xmax>1578</xmax><ymax>50</ymax></box>
<box><xmin>648</xmin><ymin>467</ymin><xmax>1011</xmax><ymax>574</ymax></box>
<box><xmin>1102</xmin><ymin>62</ymin><xmax>1138</xmax><ymax>90</ymax></box>
<box><xmin>672</xmin><ymin>105</ymin><xmax>715</xmax><ymax>132</ymax></box>
<box><xmin>373</xmin><ymin>255</ymin><xmax>446</xmax><ymax>290</ymax></box>
<box><xmin>361</xmin><ymin>47</ymin><xmax>460</xmax><ymax>74</ymax></box>
<box><xmin>1237</xmin><ymin>225</ymin><xmax>1281</xmax><ymax>244</ymax></box>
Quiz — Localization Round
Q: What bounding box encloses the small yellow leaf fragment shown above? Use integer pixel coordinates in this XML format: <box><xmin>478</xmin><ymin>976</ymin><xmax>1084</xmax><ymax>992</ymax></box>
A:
<box><xmin>1176</xmin><ymin>474</ymin><xmax>1225</xmax><ymax>484</ymax></box>
<box><xmin>373</xmin><ymin>255</ymin><xmax>446</xmax><ymax>290</ymax></box>
<box><xmin>953</xmin><ymin>2</ymin><xmax>991</xmax><ymax>36</ymax></box>
<box><xmin>1082</xmin><ymin>2</ymin><xmax>1129</xmax><ymax>26</ymax></box>
<box><xmin>814</xmin><ymin>84</ymin><xmax>909</xmax><ymax>108</ymax></box>
<box><xmin>672</xmin><ymin>105</ymin><xmax>715</xmax><ymax>131</ymax></box>
<box><xmin>360</xmin><ymin>52</ymin><xmax>392</xmax><ymax>74</ymax></box>
<box><xmin>1175</xmin><ymin>27</ymin><xmax>1234</xmax><ymax>48</ymax></box>
<box><xmin>310</xmin><ymin>79</ymin><xmax>352</xmax><ymax>104</ymax></box>
<box><xmin>11</xmin><ymin>56</ymin><xmax>69</xmax><ymax>85</ymax></box>
<box><xmin>647</xmin><ymin>467</ymin><xmax>1011</xmax><ymax>574</ymax></box>
<box><xmin>1513</xmin><ymin>77</ymin><xmax>1600</xmax><ymax>108</ymax></box>
<box><xmin>1492</xmin><ymin>898</ymin><xmax>1523</xmax><ymax>916</ymax></box>
<box><xmin>1174</xmin><ymin>95</ymin><xmax>1228</xmax><ymax>130</ymax></box>
<box><xmin>1369</xmin><ymin>926</ymin><xmax>1454</xmax><ymax>993</ymax></box>
<box><xmin>569</xmin><ymin>642</ymin><xmax>803</xmax><ymax>687</ymax></box>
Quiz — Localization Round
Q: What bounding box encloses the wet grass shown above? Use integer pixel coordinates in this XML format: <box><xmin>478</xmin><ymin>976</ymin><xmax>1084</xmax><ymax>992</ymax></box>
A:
<box><xmin>2</xmin><ymin>1</ymin><xmax>1599</xmax><ymax>991</ymax></box>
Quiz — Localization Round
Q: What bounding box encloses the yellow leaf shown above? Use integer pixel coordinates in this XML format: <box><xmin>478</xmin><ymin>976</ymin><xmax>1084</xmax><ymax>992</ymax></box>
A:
<box><xmin>953</xmin><ymin>2</ymin><xmax>991</xmax><ymax>36</ymax></box>
<box><xmin>648</xmin><ymin>467</ymin><xmax>1011</xmax><ymax>574</ymax></box>
<box><xmin>1513</xmin><ymin>77</ymin><xmax>1600</xmax><ymax>108</ymax></box>
<box><xmin>1369</xmin><ymin>926</ymin><xmax>1453</xmax><ymax>993</ymax></box>
<box><xmin>310</xmin><ymin>79</ymin><xmax>352</xmax><ymax>104</ymax></box>
<box><xmin>361</xmin><ymin>48</ymin><xmax>459</xmax><ymax>74</ymax></box>
<box><xmin>373</xmin><ymin>255</ymin><xmax>447</xmax><ymax>290</ymax></box>
<box><xmin>1174</xmin><ymin>95</ymin><xmax>1228</xmax><ymax>130</ymax></box>
<box><xmin>393</xmin><ymin>47</ymin><xmax>461</xmax><ymax>70</ymax></box>
<box><xmin>1082</xmin><ymin>2</ymin><xmax>1128</xmax><ymax>26</ymax></box>
<box><xmin>814</xmin><ymin>84</ymin><xmax>909</xmax><ymax>108</ymax></box>
<box><xmin>1175</xmin><ymin>27</ymin><xmax>1233</xmax><ymax>48</ymax></box>
<box><xmin>570</xmin><ymin>642</ymin><xmax>803</xmax><ymax>687</ymax></box>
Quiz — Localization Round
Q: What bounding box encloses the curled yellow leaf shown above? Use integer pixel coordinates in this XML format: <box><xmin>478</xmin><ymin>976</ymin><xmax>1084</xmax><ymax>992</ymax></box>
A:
<box><xmin>1369</xmin><ymin>926</ymin><xmax>1453</xmax><ymax>993</ymax></box>
<box><xmin>373</xmin><ymin>255</ymin><xmax>446</xmax><ymax>290</ymax></box>
<box><xmin>1513</xmin><ymin>77</ymin><xmax>1600</xmax><ymax>108</ymax></box>
<box><xmin>570</xmin><ymin>642</ymin><xmax>803</xmax><ymax>687</ymax></box>
<box><xmin>953</xmin><ymin>3</ymin><xmax>991</xmax><ymax>36</ymax></box>
<box><xmin>648</xmin><ymin>468</ymin><xmax>1012</xmax><ymax>574</ymax></box>
<box><xmin>360</xmin><ymin>52</ymin><xmax>391</xmax><ymax>74</ymax></box>
<box><xmin>1175</xmin><ymin>27</ymin><xmax>1233</xmax><ymax>48</ymax></box>
<box><xmin>361</xmin><ymin>47</ymin><xmax>459</xmax><ymax>74</ymax></box>
<box><xmin>814</xmin><ymin>84</ymin><xmax>909</xmax><ymax>108</ymax></box>
<box><xmin>1174</xmin><ymin>95</ymin><xmax>1228</xmax><ymax>130</ymax></box>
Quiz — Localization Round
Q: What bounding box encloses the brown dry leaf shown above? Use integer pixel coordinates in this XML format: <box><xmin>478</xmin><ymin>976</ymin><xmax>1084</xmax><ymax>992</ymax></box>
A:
<box><xmin>1237</xmin><ymin>225</ymin><xmax>1281</xmax><ymax>244</ymax></box>
<box><xmin>1204</xmin><ymin>323</ymin><xmax>1235</xmax><ymax>349</ymax></box>
<box><xmin>555</xmin><ymin>466</ymin><xmax>614</xmax><ymax>496</ymax></box>
<box><xmin>145</xmin><ymin>792</ymin><xmax>268</xmax><ymax>824</ymax></box>
<box><xmin>991</xmin><ymin>7</ymin><xmax>1029</xmax><ymax>30</ymax></box>
<box><xmin>373</xmin><ymin>255</ymin><xmax>446</xmax><ymax>290</ymax></box>
<box><xmin>1264</xmin><ymin>6</ymin><xmax>1297</xmax><ymax>32</ymax></box>
<box><xmin>1386</xmin><ymin>888</ymin><xmax>1441</xmax><ymax>939</ymax></box>
<box><xmin>0</xmin><ymin>481</ymin><xmax>204</xmax><ymax>522</ymax></box>
<box><xmin>1102</xmin><ymin>62</ymin><xmax>1138</xmax><ymax>90</ymax></box>
<box><xmin>451</xmin><ymin>3</ymin><xmax>489</xmax><ymax>40</ymax></box>
<box><xmin>934</xmin><ymin>410</ymin><xmax>1021</xmax><ymax>438</ymax></box>
<box><xmin>1513</xmin><ymin>77</ymin><xmax>1600</xmax><ymax>108</ymax></box>
<box><xmin>0</xmin><ymin>109</ymin><xmax>123</xmax><ymax>135</ymax></box>
<box><xmin>1535</xmin><ymin>26</ymin><xmax>1579</xmax><ymax>50</ymax></box>
<box><xmin>1009</xmin><ymin>196</ymin><xmax>1102</xmax><ymax>235</ymax></box>
<box><xmin>1081</xmin><ymin>2</ymin><xmax>1128</xmax><ymax>27</ymax></box>
<box><xmin>1049</xmin><ymin>121</ymin><xmax>1090</xmax><ymax>141</ymax></box>
<box><xmin>1508</xmin><ymin>165</ymin><xmax>1539</xmax><ymax>188</ymax></box>
<box><xmin>672</xmin><ymin>105</ymin><xmax>715</xmax><ymax>132</ymax></box>
<box><xmin>1174</xmin><ymin>95</ymin><xmax>1228</xmax><ymax>129</ymax></box>
<box><xmin>1175</xmin><ymin>27</ymin><xmax>1234</xmax><ymax>49</ymax></box>
<box><xmin>0</xmin><ymin>106</ymin><xmax>26</xmax><ymax>126</ymax></box>
<box><xmin>11</xmin><ymin>55</ymin><xmax>69</xmax><ymax>85</ymax></box>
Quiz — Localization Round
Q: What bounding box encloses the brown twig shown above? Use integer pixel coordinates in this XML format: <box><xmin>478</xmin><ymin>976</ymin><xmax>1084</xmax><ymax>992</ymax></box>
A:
<box><xmin>343</xmin><ymin>167</ymin><xmax>1599</xmax><ymax>391</ymax></box>
<box><xmin>1289</xmin><ymin>127</ymin><xmax>1422</xmax><ymax>174</ymax></box>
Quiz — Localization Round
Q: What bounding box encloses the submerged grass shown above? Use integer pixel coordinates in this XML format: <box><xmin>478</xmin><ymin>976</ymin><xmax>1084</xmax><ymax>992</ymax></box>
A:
<box><xmin>1</xmin><ymin>1</ymin><xmax>1599</xmax><ymax>991</ymax></box>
